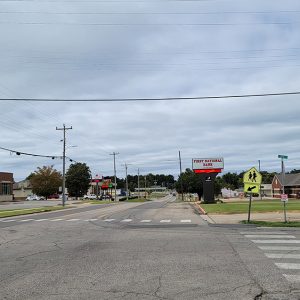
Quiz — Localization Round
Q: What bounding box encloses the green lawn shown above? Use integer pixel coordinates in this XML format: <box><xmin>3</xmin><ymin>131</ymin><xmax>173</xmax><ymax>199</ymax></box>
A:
<box><xmin>201</xmin><ymin>199</ymin><xmax>300</xmax><ymax>214</ymax></box>
<box><xmin>0</xmin><ymin>206</ymin><xmax>69</xmax><ymax>218</ymax></box>
<box><xmin>241</xmin><ymin>220</ymin><xmax>300</xmax><ymax>227</ymax></box>
<box><xmin>124</xmin><ymin>198</ymin><xmax>151</xmax><ymax>203</ymax></box>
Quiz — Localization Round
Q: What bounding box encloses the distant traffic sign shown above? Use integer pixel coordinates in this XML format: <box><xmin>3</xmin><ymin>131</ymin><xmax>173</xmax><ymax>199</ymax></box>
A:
<box><xmin>278</xmin><ymin>155</ymin><xmax>288</xmax><ymax>160</ymax></box>
<box><xmin>281</xmin><ymin>194</ymin><xmax>288</xmax><ymax>202</ymax></box>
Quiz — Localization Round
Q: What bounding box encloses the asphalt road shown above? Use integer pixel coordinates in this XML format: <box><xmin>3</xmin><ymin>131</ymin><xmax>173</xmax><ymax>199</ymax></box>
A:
<box><xmin>1</xmin><ymin>195</ymin><xmax>300</xmax><ymax>299</ymax></box>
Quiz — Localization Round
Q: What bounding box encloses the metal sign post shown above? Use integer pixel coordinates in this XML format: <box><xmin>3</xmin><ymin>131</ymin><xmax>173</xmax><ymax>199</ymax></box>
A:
<box><xmin>247</xmin><ymin>192</ymin><xmax>252</xmax><ymax>223</ymax></box>
<box><xmin>278</xmin><ymin>155</ymin><xmax>288</xmax><ymax>223</ymax></box>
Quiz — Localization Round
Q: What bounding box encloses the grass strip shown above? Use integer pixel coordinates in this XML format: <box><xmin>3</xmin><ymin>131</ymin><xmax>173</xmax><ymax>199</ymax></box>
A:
<box><xmin>125</xmin><ymin>198</ymin><xmax>151</xmax><ymax>203</ymax></box>
<box><xmin>0</xmin><ymin>206</ymin><xmax>70</xmax><ymax>218</ymax></box>
<box><xmin>240</xmin><ymin>220</ymin><xmax>300</xmax><ymax>227</ymax></box>
<box><xmin>201</xmin><ymin>200</ymin><xmax>300</xmax><ymax>214</ymax></box>
<box><xmin>81</xmin><ymin>200</ymin><xmax>113</xmax><ymax>205</ymax></box>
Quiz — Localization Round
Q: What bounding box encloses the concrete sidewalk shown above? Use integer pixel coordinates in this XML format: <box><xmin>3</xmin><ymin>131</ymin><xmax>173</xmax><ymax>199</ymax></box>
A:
<box><xmin>201</xmin><ymin>211</ymin><xmax>300</xmax><ymax>224</ymax></box>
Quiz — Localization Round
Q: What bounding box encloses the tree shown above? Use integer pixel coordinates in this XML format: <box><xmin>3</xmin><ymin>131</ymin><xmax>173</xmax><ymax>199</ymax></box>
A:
<box><xmin>66</xmin><ymin>163</ymin><xmax>91</xmax><ymax>198</ymax></box>
<box><xmin>30</xmin><ymin>166</ymin><xmax>62</xmax><ymax>199</ymax></box>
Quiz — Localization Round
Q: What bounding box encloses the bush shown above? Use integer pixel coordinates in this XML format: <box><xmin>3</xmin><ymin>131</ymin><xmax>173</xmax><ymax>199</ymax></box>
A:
<box><xmin>119</xmin><ymin>196</ymin><xmax>138</xmax><ymax>201</ymax></box>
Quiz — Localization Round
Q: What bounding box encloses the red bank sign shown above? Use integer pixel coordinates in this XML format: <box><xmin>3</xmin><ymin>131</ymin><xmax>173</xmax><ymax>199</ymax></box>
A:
<box><xmin>192</xmin><ymin>158</ymin><xmax>224</xmax><ymax>171</ymax></box>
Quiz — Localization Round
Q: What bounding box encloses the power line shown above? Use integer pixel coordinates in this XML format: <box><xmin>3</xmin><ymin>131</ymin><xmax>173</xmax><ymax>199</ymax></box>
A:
<box><xmin>0</xmin><ymin>91</ymin><xmax>300</xmax><ymax>102</ymax></box>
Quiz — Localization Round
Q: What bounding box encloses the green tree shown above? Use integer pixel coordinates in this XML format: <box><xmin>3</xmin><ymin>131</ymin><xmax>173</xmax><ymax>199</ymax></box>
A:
<box><xmin>66</xmin><ymin>163</ymin><xmax>91</xmax><ymax>197</ymax></box>
<box><xmin>30</xmin><ymin>166</ymin><xmax>62</xmax><ymax>199</ymax></box>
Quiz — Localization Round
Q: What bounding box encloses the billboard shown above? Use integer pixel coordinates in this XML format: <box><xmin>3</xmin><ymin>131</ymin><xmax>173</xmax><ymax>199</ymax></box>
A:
<box><xmin>192</xmin><ymin>158</ymin><xmax>224</xmax><ymax>170</ymax></box>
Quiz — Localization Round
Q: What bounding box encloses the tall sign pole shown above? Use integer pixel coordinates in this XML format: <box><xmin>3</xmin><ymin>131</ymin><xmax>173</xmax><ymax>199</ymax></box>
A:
<box><xmin>278</xmin><ymin>155</ymin><xmax>288</xmax><ymax>223</ymax></box>
<box><xmin>137</xmin><ymin>168</ymin><xmax>140</xmax><ymax>200</ymax></box>
<box><xmin>179</xmin><ymin>151</ymin><xmax>184</xmax><ymax>201</ymax></box>
<box><xmin>110</xmin><ymin>152</ymin><xmax>119</xmax><ymax>201</ymax></box>
<box><xmin>56</xmin><ymin>124</ymin><xmax>72</xmax><ymax>207</ymax></box>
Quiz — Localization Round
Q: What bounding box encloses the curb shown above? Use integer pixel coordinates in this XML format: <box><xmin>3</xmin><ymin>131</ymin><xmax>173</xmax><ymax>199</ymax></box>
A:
<box><xmin>194</xmin><ymin>202</ymin><xmax>207</xmax><ymax>215</ymax></box>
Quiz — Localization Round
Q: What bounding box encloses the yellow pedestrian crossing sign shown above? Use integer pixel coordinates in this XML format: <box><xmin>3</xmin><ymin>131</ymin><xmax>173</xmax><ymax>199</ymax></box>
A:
<box><xmin>243</xmin><ymin>167</ymin><xmax>262</xmax><ymax>193</ymax></box>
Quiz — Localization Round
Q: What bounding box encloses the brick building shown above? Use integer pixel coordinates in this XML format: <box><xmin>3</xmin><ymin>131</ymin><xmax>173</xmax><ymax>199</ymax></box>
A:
<box><xmin>272</xmin><ymin>173</ymin><xmax>300</xmax><ymax>199</ymax></box>
<box><xmin>0</xmin><ymin>172</ymin><xmax>14</xmax><ymax>202</ymax></box>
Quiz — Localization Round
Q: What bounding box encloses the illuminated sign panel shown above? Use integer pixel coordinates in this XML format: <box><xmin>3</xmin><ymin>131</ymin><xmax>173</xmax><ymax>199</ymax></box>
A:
<box><xmin>192</xmin><ymin>158</ymin><xmax>224</xmax><ymax>170</ymax></box>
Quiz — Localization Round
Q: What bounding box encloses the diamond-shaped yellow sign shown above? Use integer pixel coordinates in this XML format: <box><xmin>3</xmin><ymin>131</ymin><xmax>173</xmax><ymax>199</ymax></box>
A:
<box><xmin>243</xmin><ymin>167</ymin><xmax>262</xmax><ymax>185</ymax></box>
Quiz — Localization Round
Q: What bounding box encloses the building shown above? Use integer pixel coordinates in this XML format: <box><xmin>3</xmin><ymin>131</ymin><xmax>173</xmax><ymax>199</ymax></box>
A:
<box><xmin>261</xmin><ymin>184</ymin><xmax>273</xmax><ymax>198</ymax></box>
<box><xmin>0</xmin><ymin>172</ymin><xmax>14</xmax><ymax>202</ymax></box>
<box><xmin>272</xmin><ymin>173</ymin><xmax>300</xmax><ymax>198</ymax></box>
<box><xmin>13</xmin><ymin>179</ymin><xmax>33</xmax><ymax>200</ymax></box>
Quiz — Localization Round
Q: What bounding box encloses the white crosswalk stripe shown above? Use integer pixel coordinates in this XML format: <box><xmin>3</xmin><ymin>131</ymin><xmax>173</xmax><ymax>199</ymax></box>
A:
<box><xmin>140</xmin><ymin>220</ymin><xmax>151</xmax><ymax>223</ymax></box>
<box><xmin>66</xmin><ymin>219</ymin><xmax>81</xmax><ymax>222</ymax></box>
<box><xmin>50</xmin><ymin>219</ymin><xmax>64</xmax><ymax>222</ymax></box>
<box><xmin>245</xmin><ymin>235</ymin><xmax>295</xmax><ymax>239</ymax></box>
<box><xmin>1</xmin><ymin>219</ymin><xmax>16</xmax><ymax>222</ymax></box>
<box><xmin>104</xmin><ymin>219</ymin><xmax>115</xmax><ymax>222</ymax></box>
<box><xmin>18</xmin><ymin>219</ymin><xmax>34</xmax><ymax>222</ymax></box>
<box><xmin>121</xmin><ymin>219</ymin><xmax>132</xmax><ymax>222</ymax></box>
<box><xmin>34</xmin><ymin>219</ymin><xmax>48</xmax><ymax>222</ymax></box>
<box><xmin>160</xmin><ymin>220</ymin><xmax>171</xmax><ymax>223</ymax></box>
<box><xmin>241</xmin><ymin>231</ymin><xmax>300</xmax><ymax>283</ymax></box>
<box><xmin>180</xmin><ymin>220</ymin><xmax>192</xmax><ymax>223</ymax></box>
<box><xmin>84</xmin><ymin>219</ymin><xmax>98</xmax><ymax>221</ymax></box>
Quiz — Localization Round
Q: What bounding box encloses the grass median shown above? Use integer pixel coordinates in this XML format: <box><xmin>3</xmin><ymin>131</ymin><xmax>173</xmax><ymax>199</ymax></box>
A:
<box><xmin>201</xmin><ymin>199</ymin><xmax>300</xmax><ymax>214</ymax></box>
<box><xmin>241</xmin><ymin>220</ymin><xmax>300</xmax><ymax>227</ymax></box>
<box><xmin>0</xmin><ymin>206</ymin><xmax>70</xmax><ymax>218</ymax></box>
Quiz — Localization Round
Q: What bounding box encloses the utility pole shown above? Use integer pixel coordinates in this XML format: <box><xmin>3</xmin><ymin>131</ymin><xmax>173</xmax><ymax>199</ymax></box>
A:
<box><xmin>144</xmin><ymin>175</ymin><xmax>147</xmax><ymax>199</ymax></box>
<box><xmin>124</xmin><ymin>163</ymin><xmax>129</xmax><ymax>201</ymax></box>
<box><xmin>56</xmin><ymin>124</ymin><xmax>72</xmax><ymax>207</ymax></box>
<box><xmin>110</xmin><ymin>152</ymin><xmax>119</xmax><ymax>201</ymax></box>
<box><xmin>179</xmin><ymin>150</ymin><xmax>184</xmax><ymax>201</ymax></box>
<box><xmin>258</xmin><ymin>160</ymin><xmax>262</xmax><ymax>200</ymax></box>
<box><xmin>138</xmin><ymin>168</ymin><xmax>140</xmax><ymax>200</ymax></box>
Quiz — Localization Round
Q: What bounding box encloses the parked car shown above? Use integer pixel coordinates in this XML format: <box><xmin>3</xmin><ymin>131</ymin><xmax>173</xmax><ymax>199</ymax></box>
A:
<box><xmin>100</xmin><ymin>194</ymin><xmax>112</xmax><ymax>200</ymax></box>
<box><xmin>26</xmin><ymin>195</ymin><xmax>45</xmax><ymax>201</ymax></box>
<box><xmin>83</xmin><ymin>194</ymin><xmax>97</xmax><ymax>199</ymax></box>
<box><xmin>49</xmin><ymin>194</ymin><xmax>59</xmax><ymax>199</ymax></box>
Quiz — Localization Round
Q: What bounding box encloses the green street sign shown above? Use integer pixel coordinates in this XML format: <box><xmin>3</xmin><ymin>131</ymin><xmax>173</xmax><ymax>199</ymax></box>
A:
<box><xmin>278</xmin><ymin>155</ymin><xmax>288</xmax><ymax>160</ymax></box>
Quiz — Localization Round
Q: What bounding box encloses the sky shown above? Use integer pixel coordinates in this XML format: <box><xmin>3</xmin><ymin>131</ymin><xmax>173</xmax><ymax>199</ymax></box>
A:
<box><xmin>1</xmin><ymin>0</ymin><xmax>300</xmax><ymax>181</ymax></box>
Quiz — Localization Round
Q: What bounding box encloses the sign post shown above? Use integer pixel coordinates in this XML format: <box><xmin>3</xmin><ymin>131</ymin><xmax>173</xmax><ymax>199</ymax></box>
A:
<box><xmin>278</xmin><ymin>155</ymin><xmax>288</xmax><ymax>223</ymax></box>
<box><xmin>243</xmin><ymin>167</ymin><xmax>262</xmax><ymax>223</ymax></box>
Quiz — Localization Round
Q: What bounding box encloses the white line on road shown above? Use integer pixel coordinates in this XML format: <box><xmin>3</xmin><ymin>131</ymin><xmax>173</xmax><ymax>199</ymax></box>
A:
<box><xmin>1</xmin><ymin>219</ymin><xmax>16</xmax><ymax>222</ymax></box>
<box><xmin>84</xmin><ymin>219</ymin><xmax>98</xmax><ymax>221</ymax></box>
<box><xmin>240</xmin><ymin>232</ymin><xmax>289</xmax><ymax>235</ymax></box>
<box><xmin>66</xmin><ymin>219</ymin><xmax>80</xmax><ymax>222</ymax></box>
<box><xmin>160</xmin><ymin>220</ymin><xmax>171</xmax><ymax>223</ymax></box>
<box><xmin>104</xmin><ymin>219</ymin><xmax>115</xmax><ymax>222</ymax></box>
<box><xmin>121</xmin><ymin>219</ymin><xmax>132</xmax><ymax>222</ymax></box>
<box><xmin>259</xmin><ymin>246</ymin><xmax>300</xmax><ymax>251</ymax></box>
<box><xmin>283</xmin><ymin>274</ymin><xmax>300</xmax><ymax>282</ymax></box>
<box><xmin>34</xmin><ymin>219</ymin><xmax>48</xmax><ymax>222</ymax></box>
<box><xmin>252</xmin><ymin>240</ymin><xmax>300</xmax><ymax>244</ymax></box>
<box><xmin>275</xmin><ymin>263</ymin><xmax>300</xmax><ymax>270</ymax></box>
<box><xmin>50</xmin><ymin>219</ymin><xmax>64</xmax><ymax>222</ymax></box>
<box><xmin>140</xmin><ymin>220</ymin><xmax>151</xmax><ymax>223</ymax></box>
<box><xmin>180</xmin><ymin>220</ymin><xmax>192</xmax><ymax>223</ymax></box>
<box><xmin>18</xmin><ymin>219</ymin><xmax>34</xmax><ymax>222</ymax></box>
<box><xmin>245</xmin><ymin>235</ymin><xmax>295</xmax><ymax>239</ymax></box>
<box><xmin>265</xmin><ymin>253</ymin><xmax>300</xmax><ymax>259</ymax></box>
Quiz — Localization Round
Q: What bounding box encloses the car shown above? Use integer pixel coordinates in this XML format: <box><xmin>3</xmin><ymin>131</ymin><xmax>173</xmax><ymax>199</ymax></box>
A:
<box><xmin>26</xmin><ymin>195</ymin><xmax>45</xmax><ymax>201</ymax></box>
<box><xmin>49</xmin><ymin>194</ymin><xmax>59</xmax><ymax>199</ymax></box>
<box><xmin>83</xmin><ymin>194</ymin><xmax>97</xmax><ymax>199</ymax></box>
<box><xmin>100</xmin><ymin>194</ymin><xmax>112</xmax><ymax>200</ymax></box>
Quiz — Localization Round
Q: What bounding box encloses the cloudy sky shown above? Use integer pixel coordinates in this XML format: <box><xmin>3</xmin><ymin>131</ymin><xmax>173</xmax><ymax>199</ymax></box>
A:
<box><xmin>1</xmin><ymin>0</ymin><xmax>300</xmax><ymax>181</ymax></box>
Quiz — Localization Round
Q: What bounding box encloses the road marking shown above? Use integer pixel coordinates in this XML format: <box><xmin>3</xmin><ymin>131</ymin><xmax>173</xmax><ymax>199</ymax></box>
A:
<box><xmin>18</xmin><ymin>219</ymin><xmax>34</xmax><ymax>222</ymax></box>
<box><xmin>283</xmin><ymin>274</ymin><xmax>300</xmax><ymax>282</ymax></box>
<box><xmin>121</xmin><ymin>219</ymin><xmax>132</xmax><ymax>222</ymax></box>
<box><xmin>35</xmin><ymin>219</ymin><xmax>48</xmax><ymax>222</ymax></box>
<box><xmin>84</xmin><ymin>219</ymin><xmax>98</xmax><ymax>221</ymax></box>
<box><xmin>265</xmin><ymin>253</ymin><xmax>300</xmax><ymax>259</ymax></box>
<box><xmin>252</xmin><ymin>240</ymin><xmax>300</xmax><ymax>244</ymax></box>
<box><xmin>180</xmin><ymin>220</ymin><xmax>192</xmax><ymax>223</ymax></box>
<box><xmin>245</xmin><ymin>235</ymin><xmax>295</xmax><ymax>239</ymax></box>
<box><xmin>275</xmin><ymin>263</ymin><xmax>300</xmax><ymax>270</ymax></box>
<box><xmin>104</xmin><ymin>219</ymin><xmax>115</xmax><ymax>222</ymax></box>
<box><xmin>240</xmin><ymin>232</ymin><xmax>288</xmax><ymax>235</ymax></box>
<box><xmin>140</xmin><ymin>220</ymin><xmax>151</xmax><ymax>223</ymax></box>
<box><xmin>259</xmin><ymin>246</ymin><xmax>300</xmax><ymax>251</ymax></box>
<box><xmin>66</xmin><ymin>219</ymin><xmax>80</xmax><ymax>222</ymax></box>
<box><xmin>1</xmin><ymin>219</ymin><xmax>16</xmax><ymax>222</ymax></box>
<box><xmin>160</xmin><ymin>220</ymin><xmax>171</xmax><ymax>223</ymax></box>
<box><xmin>51</xmin><ymin>219</ymin><xmax>64</xmax><ymax>222</ymax></box>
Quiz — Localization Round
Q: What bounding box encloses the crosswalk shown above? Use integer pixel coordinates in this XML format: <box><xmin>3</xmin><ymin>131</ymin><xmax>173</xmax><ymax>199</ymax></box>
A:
<box><xmin>0</xmin><ymin>218</ymin><xmax>193</xmax><ymax>225</ymax></box>
<box><xmin>241</xmin><ymin>230</ymin><xmax>300</xmax><ymax>283</ymax></box>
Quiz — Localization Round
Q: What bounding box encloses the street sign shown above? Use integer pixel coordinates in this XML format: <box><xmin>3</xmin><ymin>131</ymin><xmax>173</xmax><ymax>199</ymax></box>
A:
<box><xmin>192</xmin><ymin>158</ymin><xmax>224</xmax><ymax>171</ymax></box>
<box><xmin>244</xmin><ymin>183</ymin><xmax>260</xmax><ymax>194</ymax></box>
<box><xmin>243</xmin><ymin>167</ymin><xmax>262</xmax><ymax>185</ymax></box>
<box><xmin>281</xmin><ymin>194</ymin><xmax>288</xmax><ymax>202</ymax></box>
<box><xmin>278</xmin><ymin>155</ymin><xmax>288</xmax><ymax>160</ymax></box>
